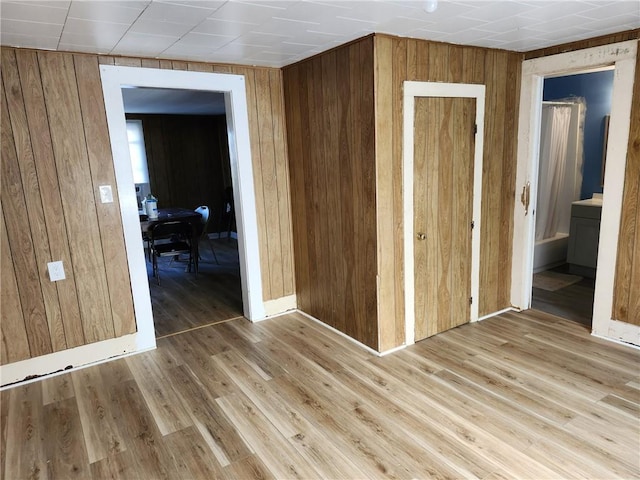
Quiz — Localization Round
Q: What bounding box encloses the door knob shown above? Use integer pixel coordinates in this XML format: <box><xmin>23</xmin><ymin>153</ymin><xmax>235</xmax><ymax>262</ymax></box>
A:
<box><xmin>416</xmin><ymin>233</ymin><xmax>426</xmax><ymax>240</ymax></box>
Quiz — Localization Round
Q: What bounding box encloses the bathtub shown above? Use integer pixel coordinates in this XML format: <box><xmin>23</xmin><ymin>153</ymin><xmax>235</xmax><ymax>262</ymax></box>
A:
<box><xmin>533</xmin><ymin>232</ymin><xmax>569</xmax><ymax>273</ymax></box>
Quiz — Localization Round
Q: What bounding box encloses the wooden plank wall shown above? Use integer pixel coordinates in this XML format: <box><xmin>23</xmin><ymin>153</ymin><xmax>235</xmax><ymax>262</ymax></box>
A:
<box><xmin>524</xmin><ymin>29</ymin><xmax>639</xmax><ymax>60</ymax></box>
<box><xmin>612</xmin><ymin>40</ymin><xmax>640</xmax><ymax>326</ymax></box>
<box><xmin>126</xmin><ymin>113</ymin><xmax>232</xmax><ymax>234</ymax></box>
<box><xmin>1</xmin><ymin>47</ymin><xmax>294</xmax><ymax>365</ymax></box>
<box><xmin>283</xmin><ymin>37</ymin><xmax>379</xmax><ymax>350</ymax></box>
<box><xmin>1</xmin><ymin>48</ymin><xmax>136</xmax><ymax>365</ymax></box>
<box><xmin>374</xmin><ymin>35</ymin><xmax>522</xmax><ymax>349</ymax></box>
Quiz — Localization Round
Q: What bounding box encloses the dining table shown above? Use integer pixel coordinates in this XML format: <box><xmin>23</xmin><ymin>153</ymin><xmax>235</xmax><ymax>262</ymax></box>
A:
<box><xmin>140</xmin><ymin>207</ymin><xmax>203</xmax><ymax>271</ymax></box>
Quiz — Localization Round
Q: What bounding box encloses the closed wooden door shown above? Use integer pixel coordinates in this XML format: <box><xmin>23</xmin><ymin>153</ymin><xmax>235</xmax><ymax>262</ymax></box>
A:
<box><xmin>414</xmin><ymin>96</ymin><xmax>476</xmax><ymax>341</ymax></box>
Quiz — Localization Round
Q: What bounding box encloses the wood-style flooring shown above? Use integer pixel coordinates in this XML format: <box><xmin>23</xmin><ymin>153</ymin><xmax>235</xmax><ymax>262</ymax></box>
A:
<box><xmin>147</xmin><ymin>237</ymin><xmax>243</xmax><ymax>338</ymax></box>
<box><xmin>3</xmin><ymin>308</ymin><xmax>639</xmax><ymax>479</ymax></box>
<box><xmin>532</xmin><ymin>265</ymin><xmax>595</xmax><ymax>327</ymax></box>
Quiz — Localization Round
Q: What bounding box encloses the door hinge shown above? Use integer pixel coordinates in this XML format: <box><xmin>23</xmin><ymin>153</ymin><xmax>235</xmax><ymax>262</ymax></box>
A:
<box><xmin>471</xmin><ymin>220</ymin><xmax>475</xmax><ymax>229</ymax></box>
<box><xmin>469</xmin><ymin>297</ymin><xmax>473</xmax><ymax>305</ymax></box>
<box><xmin>474</xmin><ymin>124</ymin><xmax>478</xmax><ymax>135</ymax></box>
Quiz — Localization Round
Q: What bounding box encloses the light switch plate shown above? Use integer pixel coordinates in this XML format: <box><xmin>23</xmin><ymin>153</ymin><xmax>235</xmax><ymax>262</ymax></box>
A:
<box><xmin>99</xmin><ymin>185</ymin><xmax>113</xmax><ymax>203</ymax></box>
<box><xmin>47</xmin><ymin>261</ymin><xmax>66</xmax><ymax>282</ymax></box>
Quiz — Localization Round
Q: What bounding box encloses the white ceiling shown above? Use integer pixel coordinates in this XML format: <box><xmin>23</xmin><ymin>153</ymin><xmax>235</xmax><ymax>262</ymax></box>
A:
<box><xmin>1</xmin><ymin>0</ymin><xmax>638</xmax><ymax>68</ymax></box>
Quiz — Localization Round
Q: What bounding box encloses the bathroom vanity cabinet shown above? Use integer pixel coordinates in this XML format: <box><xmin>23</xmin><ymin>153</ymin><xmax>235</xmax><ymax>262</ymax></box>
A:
<box><xmin>567</xmin><ymin>198</ymin><xmax>602</xmax><ymax>278</ymax></box>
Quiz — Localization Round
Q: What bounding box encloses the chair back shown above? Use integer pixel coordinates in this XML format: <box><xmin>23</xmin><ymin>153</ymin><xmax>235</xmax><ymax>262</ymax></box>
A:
<box><xmin>195</xmin><ymin>206</ymin><xmax>210</xmax><ymax>239</ymax></box>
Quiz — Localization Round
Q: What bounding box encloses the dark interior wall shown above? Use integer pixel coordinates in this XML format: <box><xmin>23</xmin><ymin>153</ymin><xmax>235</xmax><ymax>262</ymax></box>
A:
<box><xmin>543</xmin><ymin>69</ymin><xmax>614</xmax><ymax>199</ymax></box>
<box><xmin>126</xmin><ymin>113</ymin><xmax>232</xmax><ymax>233</ymax></box>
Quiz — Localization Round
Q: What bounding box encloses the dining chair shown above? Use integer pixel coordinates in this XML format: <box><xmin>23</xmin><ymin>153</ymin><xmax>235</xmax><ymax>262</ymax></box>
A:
<box><xmin>149</xmin><ymin>221</ymin><xmax>195</xmax><ymax>285</ymax></box>
<box><xmin>195</xmin><ymin>205</ymin><xmax>219</xmax><ymax>265</ymax></box>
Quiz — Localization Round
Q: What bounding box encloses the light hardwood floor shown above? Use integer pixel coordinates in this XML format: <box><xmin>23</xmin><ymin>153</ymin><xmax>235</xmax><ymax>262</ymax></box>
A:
<box><xmin>148</xmin><ymin>237</ymin><xmax>243</xmax><ymax>338</ymax></box>
<box><xmin>2</xmin><ymin>309</ymin><xmax>639</xmax><ymax>479</ymax></box>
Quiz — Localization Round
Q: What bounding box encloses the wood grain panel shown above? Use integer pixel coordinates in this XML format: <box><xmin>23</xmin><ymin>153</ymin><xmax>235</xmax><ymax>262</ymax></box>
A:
<box><xmin>1</xmin><ymin>208</ymin><xmax>30</xmax><ymax>363</ymax></box>
<box><xmin>37</xmin><ymin>51</ymin><xmax>115</xmax><ymax>343</ymax></box>
<box><xmin>231</xmin><ymin>66</ymin><xmax>271</xmax><ymax>300</ymax></box>
<box><xmin>359</xmin><ymin>39</ymin><xmax>378</xmax><ymax>346</ymax></box>
<box><xmin>374</xmin><ymin>35</ymin><xmax>397</xmax><ymax>350</ymax></box>
<box><xmin>14</xmin><ymin>49</ymin><xmax>85</xmax><ymax>348</ymax></box>
<box><xmin>282</xmin><ymin>65</ymin><xmax>310</xmax><ymax>311</ymax></box>
<box><xmin>283</xmin><ymin>36</ymin><xmax>378</xmax><ymax>349</ymax></box>
<box><xmin>413</xmin><ymin>97</ymin><xmax>436</xmax><ymax>340</ymax></box>
<box><xmin>499</xmin><ymin>52</ymin><xmax>521</xmax><ymax>309</ymax></box>
<box><xmin>1</xmin><ymin>79</ymin><xmax>52</xmax><ymax>358</ymax></box>
<box><xmin>114</xmin><ymin>57</ymin><xmax>142</xmax><ymax>67</ymax></box>
<box><xmin>127</xmin><ymin>114</ymin><xmax>231</xmax><ymax>232</ymax></box>
<box><xmin>141</xmin><ymin>59</ymin><xmax>160</xmax><ymax>69</ymax></box>
<box><xmin>480</xmin><ymin>49</ymin><xmax>507</xmax><ymax>314</ymax></box>
<box><xmin>391</xmin><ymin>38</ymin><xmax>407</xmax><ymax>347</ymax></box>
<box><xmin>187</xmin><ymin>62</ymin><xmax>213</xmax><ymax>72</ymax></box>
<box><xmin>320</xmin><ymin>53</ymin><xmax>338</xmax><ymax>328</ymax></box>
<box><xmin>525</xmin><ymin>29</ymin><xmax>639</xmax><ymax>60</ymax></box>
<box><xmin>74</xmin><ymin>54</ymin><xmax>136</xmax><ymax>337</ymax></box>
<box><xmin>269</xmin><ymin>69</ymin><xmax>295</xmax><ymax>297</ymax></box>
<box><xmin>427</xmin><ymin>42</ymin><xmax>449</xmax><ymax>81</ymax></box>
<box><xmin>2</xmin><ymin>50</ymin><xmax>67</xmax><ymax>352</ymax></box>
<box><xmin>612</xmin><ymin>41</ymin><xmax>640</xmax><ymax>325</ymax></box>
<box><xmin>452</xmin><ymin>98</ymin><xmax>475</xmax><ymax>326</ymax></box>
<box><xmin>138</xmin><ymin>116</ymin><xmax>172</xmax><ymax>204</ymax></box>
<box><xmin>436</xmin><ymin>98</ymin><xmax>454</xmax><ymax>330</ymax></box>
<box><xmin>241</xmin><ymin>64</ymin><xmax>296</xmax><ymax>301</ymax></box>
<box><xmin>255</xmin><ymin>69</ymin><xmax>283</xmax><ymax>299</ymax></box>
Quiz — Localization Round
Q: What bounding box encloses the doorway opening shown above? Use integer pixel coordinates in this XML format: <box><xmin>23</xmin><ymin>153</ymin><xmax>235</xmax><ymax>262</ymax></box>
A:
<box><xmin>531</xmin><ymin>68</ymin><xmax>614</xmax><ymax>328</ymax></box>
<box><xmin>512</xmin><ymin>40</ymin><xmax>636</xmax><ymax>344</ymax></box>
<box><xmin>122</xmin><ymin>86</ymin><xmax>244</xmax><ymax>338</ymax></box>
<box><xmin>101</xmin><ymin>66</ymin><xmax>265</xmax><ymax>351</ymax></box>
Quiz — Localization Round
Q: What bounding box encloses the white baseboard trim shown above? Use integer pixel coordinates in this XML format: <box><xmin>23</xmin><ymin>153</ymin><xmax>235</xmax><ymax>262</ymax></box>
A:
<box><xmin>378</xmin><ymin>344</ymin><xmax>407</xmax><ymax>356</ymax></box>
<box><xmin>1</xmin><ymin>332</ymin><xmax>155</xmax><ymax>390</ymax></box>
<box><xmin>592</xmin><ymin>318</ymin><xmax>640</xmax><ymax>349</ymax></box>
<box><xmin>477</xmin><ymin>306</ymin><xmax>518</xmax><ymax>322</ymax></box>
<box><xmin>591</xmin><ymin>331</ymin><xmax>640</xmax><ymax>350</ymax></box>
<box><xmin>295</xmin><ymin>310</ymin><xmax>383</xmax><ymax>357</ymax></box>
<box><xmin>262</xmin><ymin>294</ymin><xmax>297</xmax><ymax>319</ymax></box>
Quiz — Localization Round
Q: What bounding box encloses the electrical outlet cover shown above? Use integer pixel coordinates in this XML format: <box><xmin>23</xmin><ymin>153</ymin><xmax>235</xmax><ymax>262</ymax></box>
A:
<box><xmin>99</xmin><ymin>185</ymin><xmax>113</xmax><ymax>203</ymax></box>
<box><xmin>47</xmin><ymin>261</ymin><xmax>66</xmax><ymax>281</ymax></box>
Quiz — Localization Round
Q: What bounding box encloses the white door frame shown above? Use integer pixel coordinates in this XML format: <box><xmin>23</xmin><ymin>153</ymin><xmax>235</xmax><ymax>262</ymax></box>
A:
<box><xmin>101</xmin><ymin>66</ymin><xmax>265</xmax><ymax>352</ymax></box>
<box><xmin>511</xmin><ymin>40</ymin><xmax>638</xmax><ymax>345</ymax></box>
<box><xmin>403</xmin><ymin>81</ymin><xmax>486</xmax><ymax>346</ymax></box>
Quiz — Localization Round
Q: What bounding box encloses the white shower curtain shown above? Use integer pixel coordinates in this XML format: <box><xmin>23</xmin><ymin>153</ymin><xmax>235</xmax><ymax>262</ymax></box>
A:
<box><xmin>536</xmin><ymin>105</ymin><xmax>572</xmax><ymax>241</ymax></box>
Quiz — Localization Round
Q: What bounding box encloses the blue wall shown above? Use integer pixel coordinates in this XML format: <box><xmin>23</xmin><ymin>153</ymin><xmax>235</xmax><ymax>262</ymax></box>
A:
<box><xmin>543</xmin><ymin>69</ymin><xmax>614</xmax><ymax>200</ymax></box>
